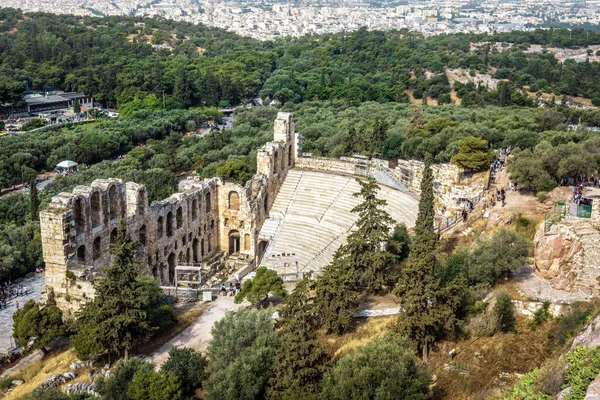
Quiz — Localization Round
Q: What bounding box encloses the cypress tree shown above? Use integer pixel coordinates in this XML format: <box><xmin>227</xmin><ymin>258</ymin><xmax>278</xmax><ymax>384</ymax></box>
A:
<box><xmin>267</xmin><ymin>276</ymin><xmax>329</xmax><ymax>399</ymax></box>
<box><xmin>395</xmin><ymin>155</ymin><xmax>462</xmax><ymax>363</ymax></box>
<box><xmin>75</xmin><ymin>220</ymin><xmax>149</xmax><ymax>361</ymax></box>
<box><xmin>314</xmin><ymin>252</ymin><xmax>359</xmax><ymax>335</ymax></box>
<box><xmin>29</xmin><ymin>180</ymin><xmax>38</xmax><ymax>220</ymax></box>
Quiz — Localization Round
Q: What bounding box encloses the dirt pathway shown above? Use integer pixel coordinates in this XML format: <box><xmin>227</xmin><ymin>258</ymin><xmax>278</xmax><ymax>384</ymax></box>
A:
<box><xmin>150</xmin><ymin>295</ymin><xmax>246</xmax><ymax>366</ymax></box>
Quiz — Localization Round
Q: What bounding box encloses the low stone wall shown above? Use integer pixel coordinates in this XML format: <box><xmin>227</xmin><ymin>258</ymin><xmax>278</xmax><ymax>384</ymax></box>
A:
<box><xmin>295</xmin><ymin>155</ymin><xmax>368</xmax><ymax>176</ymax></box>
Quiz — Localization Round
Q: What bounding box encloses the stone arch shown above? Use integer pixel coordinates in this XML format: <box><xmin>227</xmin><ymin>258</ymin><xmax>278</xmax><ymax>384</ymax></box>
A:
<box><xmin>273</xmin><ymin>151</ymin><xmax>279</xmax><ymax>174</ymax></box>
<box><xmin>192</xmin><ymin>238</ymin><xmax>199</xmax><ymax>262</ymax></box>
<box><xmin>93</xmin><ymin>237</ymin><xmax>101</xmax><ymax>261</ymax></box>
<box><xmin>168</xmin><ymin>253</ymin><xmax>176</xmax><ymax>284</ymax></box>
<box><xmin>91</xmin><ymin>191</ymin><xmax>102</xmax><ymax>228</ymax></box>
<box><xmin>228</xmin><ymin>230</ymin><xmax>241</xmax><ymax>254</ymax></box>
<box><xmin>228</xmin><ymin>191</ymin><xmax>240</xmax><ymax>211</ymax></box>
<box><xmin>166</xmin><ymin>211</ymin><xmax>173</xmax><ymax>237</ymax></box>
<box><xmin>176</xmin><ymin>206</ymin><xmax>183</xmax><ymax>229</ymax></box>
<box><xmin>138</xmin><ymin>225</ymin><xmax>146</xmax><ymax>246</ymax></box>
<box><xmin>157</xmin><ymin>216</ymin><xmax>164</xmax><ymax>239</ymax></box>
<box><xmin>74</xmin><ymin>197</ymin><xmax>85</xmax><ymax>232</ymax></box>
<box><xmin>110</xmin><ymin>228</ymin><xmax>118</xmax><ymax>244</ymax></box>
<box><xmin>178</xmin><ymin>251</ymin><xmax>184</xmax><ymax>263</ymax></box>
<box><xmin>288</xmin><ymin>144</ymin><xmax>293</xmax><ymax>166</ymax></box>
<box><xmin>152</xmin><ymin>265</ymin><xmax>158</xmax><ymax>278</ymax></box>
<box><xmin>244</xmin><ymin>234</ymin><xmax>250</xmax><ymax>251</ymax></box>
<box><xmin>205</xmin><ymin>192</ymin><xmax>211</xmax><ymax>214</ymax></box>
<box><xmin>77</xmin><ymin>245</ymin><xmax>86</xmax><ymax>263</ymax></box>
<box><xmin>200</xmin><ymin>238</ymin><xmax>205</xmax><ymax>257</ymax></box>
<box><xmin>108</xmin><ymin>185</ymin><xmax>119</xmax><ymax>220</ymax></box>
<box><xmin>191</xmin><ymin>198</ymin><xmax>198</xmax><ymax>220</ymax></box>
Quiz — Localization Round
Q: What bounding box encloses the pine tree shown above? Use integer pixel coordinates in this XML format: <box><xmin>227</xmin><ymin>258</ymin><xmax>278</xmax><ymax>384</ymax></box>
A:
<box><xmin>342</xmin><ymin>179</ymin><xmax>396</xmax><ymax>293</ymax></box>
<box><xmin>267</xmin><ymin>276</ymin><xmax>329</xmax><ymax>399</ymax></box>
<box><xmin>29</xmin><ymin>179</ymin><xmax>38</xmax><ymax>220</ymax></box>
<box><xmin>395</xmin><ymin>155</ymin><xmax>462</xmax><ymax>363</ymax></box>
<box><xmin>74</xmin><ymin>221</ymin><xmax>149</xmax><ymax>361</ymax></box>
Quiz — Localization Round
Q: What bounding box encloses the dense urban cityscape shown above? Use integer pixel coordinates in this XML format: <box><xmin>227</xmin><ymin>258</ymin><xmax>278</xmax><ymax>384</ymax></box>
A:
<box><xmin>2</xmin><ymin>0</ymin><xmax>600</xmax><ymax>39</ymax></box>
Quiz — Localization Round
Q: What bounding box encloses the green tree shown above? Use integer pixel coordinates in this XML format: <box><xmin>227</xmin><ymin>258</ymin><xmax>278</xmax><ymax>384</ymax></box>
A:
<box><xmin>204</xmin><ymin>309</ymin><xmax>279</xmax><ymax>400</ymax></box>
<box><xmin>161</xmin><ymin>347</ymin><xmax>205</xmax><ymax>396</ymax></box>
<box><xmin>73</xmin><ymin>100</ymin><xmax>81</xmax><ymax>114</ymax></box>
<box><xmin>73</xmin><ymin>221</ymin><xmax>151</xmax><ymax>361</ymax></box>
<box><xmin>29</xmin><ymin>179</ymin><xmax>38</xmax><ymax>220</ymax></box>
<box><xmin>450</xmin><ymin>136</ymin><xmax>492</xmax><ymax>171</ymax></box>
<box><xmin>128</xmin><ymin>369</ymin><xmax>184</xmax><ymax>400</ymax></box>
<box><xmin>395</xmin><ymin>155</ymin><xmax>463</xmax><ymax>363</ymax></box>
<box><xmin>494</xmin><ymin>292</ymin><xmax>516</xmax><ymax>333</ymax></box>
<box><xmin>234</xmin><ymin>266</ymin><xmax>287</xmax><ymax>305</ymax></box>
<box><xmin>215</xmin><ymin>157</ymin><xmax>255</xmax><ymax>185</ymax></box>
<box><xmin>267</xmin><ymin>276</ymin><xmax>329</xmax><ymax>399</ymax></box>
<box><xmin>343</xmin><ymin>179</ymin><xmax>397</xmax><ymax>293</ymax></box>
<box><xmin>12</xmin><ymin>300</ymin><xmax>65</xmax><ymax>355</ymax></box>
<box><xmin>387</xmin><ymin>223</ymin><xmax>411</xmax><ymax>263</ymax></box>
<box><xmin>95</xmin><ymin>358</ymin><xmax>154</xmax><ymax>400</ymax></box>
<box><xmin>314</xmin><ymin>254</ymin><xmax>359</xmax><ymax>334</ymax></box>
<box><xmin>321</xmin><ymin>334</ymin><xmax>431</xmax><ymax>400</ymax></box>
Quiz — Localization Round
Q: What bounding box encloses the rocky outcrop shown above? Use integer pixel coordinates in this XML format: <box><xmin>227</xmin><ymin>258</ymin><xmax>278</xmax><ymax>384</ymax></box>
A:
<box><xmin>571</xmin><ymin>314</ymin><xmax>600</xmax><ymax>351</ymax></box>
<box><xmin>534</xmin><ymin>219</ymin><xmax>600</xmax><ymax>297</ymax></box>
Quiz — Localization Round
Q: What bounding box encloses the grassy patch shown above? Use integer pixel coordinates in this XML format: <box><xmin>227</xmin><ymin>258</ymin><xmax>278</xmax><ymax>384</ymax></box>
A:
<box><xmin>139</xmin><ymin>301</ymin><xmax>210</xmax><ymax>356</ymax></box>
<box><xmin>319</xmin><ymin>316</ymin><xmax>395</xmax><ymax>360</ymax></box>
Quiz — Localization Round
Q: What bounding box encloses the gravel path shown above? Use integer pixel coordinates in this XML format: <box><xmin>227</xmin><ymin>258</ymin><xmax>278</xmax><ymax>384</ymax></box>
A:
<box><xmin>150</xmin><ymin>295</ymin><xmax>246</xmax><ymax>366</ymax></box>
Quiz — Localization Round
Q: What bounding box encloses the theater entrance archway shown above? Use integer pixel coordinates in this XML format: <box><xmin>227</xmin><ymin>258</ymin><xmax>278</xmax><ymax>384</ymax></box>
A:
<box><xmin>228</xmin><ymin>230</ymin><xmax>240</xmax><ymax>255</ymax></box>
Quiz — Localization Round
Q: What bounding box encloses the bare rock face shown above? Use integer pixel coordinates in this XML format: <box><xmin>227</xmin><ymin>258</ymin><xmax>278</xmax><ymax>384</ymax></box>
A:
<box><xmin>571</xmin><ymin>314</ymin><xmax>600</xmax><ymax>351</ymax></box>
<box><xmin>534</xmin><ymin>219</ymin><xmax>600</xmax><ymax>297</ymax></box>
<box><xmin>585</xmin><ymin>373</ymin><xmax>600</xmax><ymax>399</ymax></box>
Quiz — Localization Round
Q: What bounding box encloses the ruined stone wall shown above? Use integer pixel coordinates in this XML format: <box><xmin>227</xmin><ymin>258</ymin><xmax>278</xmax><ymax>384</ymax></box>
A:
<box><xmin>41</xmin><ymin>112</ymin><xmax>298</xmax><ymax>317</ymax></box>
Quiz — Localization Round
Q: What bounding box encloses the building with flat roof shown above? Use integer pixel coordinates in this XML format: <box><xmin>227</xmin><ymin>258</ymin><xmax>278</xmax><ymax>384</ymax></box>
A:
<box><xmin>24</xmin><ymin>92</ymin><xmax>93</xmax><ymax>114</ymax></box>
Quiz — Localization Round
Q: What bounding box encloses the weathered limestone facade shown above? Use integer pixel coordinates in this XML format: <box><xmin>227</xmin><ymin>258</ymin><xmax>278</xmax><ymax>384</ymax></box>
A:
<box><xmin>40</xmin><ymin>112</ymin><xmax>299</xmax><ymax>317</ymax></box>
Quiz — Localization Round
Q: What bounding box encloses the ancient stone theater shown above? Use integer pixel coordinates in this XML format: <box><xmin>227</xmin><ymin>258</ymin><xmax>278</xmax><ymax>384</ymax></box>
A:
<box><xmin>40</xmin><ymin>112</ymin><xmax>483</xmax><ymax>316</ymax></box>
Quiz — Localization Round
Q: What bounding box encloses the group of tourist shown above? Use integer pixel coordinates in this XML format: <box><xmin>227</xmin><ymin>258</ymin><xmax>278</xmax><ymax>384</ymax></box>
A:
<box><xmin>561</xmin><ymin>175</ymin><xmax>600</xmax><ymax>188</ymax></box>
<box><xmin>0</xmin><ymin>282</ymin><xmax>28</xmax><ymax>310</ymax></box>
<box><xmin>220</xmin><ymin>280</ymin><xmax>241</xmax><ymax>297</ymax></box>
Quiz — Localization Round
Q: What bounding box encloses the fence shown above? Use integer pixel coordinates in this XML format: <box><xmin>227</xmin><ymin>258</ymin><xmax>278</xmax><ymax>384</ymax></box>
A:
<box><xmin>577</xmin><ymin>204</ymin><xmax>592</xmax><ymax>219</ymax></box>
<box><xmin>544</xmin><ymin>202</ymin><xmax>567</xmax><ymax>233</ymax></box>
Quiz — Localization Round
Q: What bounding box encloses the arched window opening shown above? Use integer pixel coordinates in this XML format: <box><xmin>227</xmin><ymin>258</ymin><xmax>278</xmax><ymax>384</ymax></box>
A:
<box><xmin>205</xmin><ymin>192</ymin><xmax>211</xmax><ymax>214</ymax></box>
<box><xmin>93</xmin><ymin>237</ymin><xmax>101</xmax><ymax>261</ymax></box>
<box><xmin>229</xmin><ymin>191</ymin><xmax>240</xmax><ymax>211</ymax></box>
<box><xmin>168</xmin><ymin>253</ymin><xmax>176</xmax><ymax>284</ymax></box>
<box><xmin>264</xmin><ymin>194</ymin><xmax>268</xmax><ymax>214</ymax></box>
<box><xmin>176</xmin><ymin>207</ymin><xmax>183</xmax><ymax>229</ymax></box>
<box><xmin>110</xmin><ymin>228</ymin><xmax>118</xmax><ymax>244</ymax></box>
<box><xmin>109</xmin><ymin>185</ymin><xmax>119</xmax><ymax>220</ymax></box>
<box><xmin>192</xmin><ymin>238</ymin><xmax>199</xmax><ymax>263</ymax></box>
<box><xmin>138</xmin><ymin>225</ymin><xmax>146</xmax><ymax>246</ymax></box>
<box><xmin>157</xmin><ymin>216</ymin><xmax>164</xmax><ymax>240</ymax></box>
<box><xmin>166</xmin><ymin>211</ymin><xmax>173</xmax><ymax>237</ymax></box>
<box><xmin>91</xmin><ymin>192</ymin><xmax>102</xmax><ymax>228</ymax></box>
<box><xmin>74</xmin><ymin>198</ymin><xmax>85</xmax><ymax>232</ymax></box>
<box><xmin>191</xmin><ymin>199</ymin><xmax>198</xmax><ymax>220</ymax></box>
<box><xmin>77</xmin><ymin>245</ymin><xmax>86</xmax><ymax>263</ymax></box>
<box><xmin>200</xmin><ymin>238</ymin><xmax>205</xmax><ymax>258</ymax></box>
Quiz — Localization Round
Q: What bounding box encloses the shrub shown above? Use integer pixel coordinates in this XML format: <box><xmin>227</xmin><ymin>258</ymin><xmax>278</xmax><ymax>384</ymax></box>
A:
<box><xmin>551</xmin><ymin>302</ymin><xmax>597</xmax><ymax>344</ymax></box>
<box><xmin>563</xmin><ymin>346</ymin><xmax>600</xmax><ymax>399</ymax></box>
<box><xmin>95</xmin><ymin>358</ymin><xmax>154</xmax><ymax>400</ymax></box>
<box><xmin>161</xmin><ymin>347</ymin><xmax>205</xmax><ymax>396</ymax></box>
<box><xmin>515</xmin><ymin>213</ymin><xmax>538</xmax><ymax>240</ymax></box>
<box><xmin>467</xmin><ymin>312</ymin><xmax>500</xmax><ymax>337</ymax></box>
<box><xmin>528</xmin><ymin>301</ymin><xmax>552</xmax><ymax>331</ymax></box>
<box><xmin>494</xmin><ymin>292</ymin><xmax>516</xmax><ymax>333</ymax></box>
<box><xmin>321</xmin><ymin>334</ymin><xmax>431</xmax><ymax>400</ymax></box>
<box><xmin>536</xmin><ymin>191</ymin><xmax>549</xmax><ymax>202</ymax></box>
<box><xmin>593</xmin><ymin>97</ymin><xmax>600</xmax><ymax>107</ymax></box>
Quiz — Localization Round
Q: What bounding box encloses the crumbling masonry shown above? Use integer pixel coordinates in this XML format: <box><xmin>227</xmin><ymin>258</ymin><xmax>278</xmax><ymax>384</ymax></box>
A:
<box><xmin>40</xmin><ymin>112</ymin><xmax>300</xmax><ymax>317</ymax></box>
